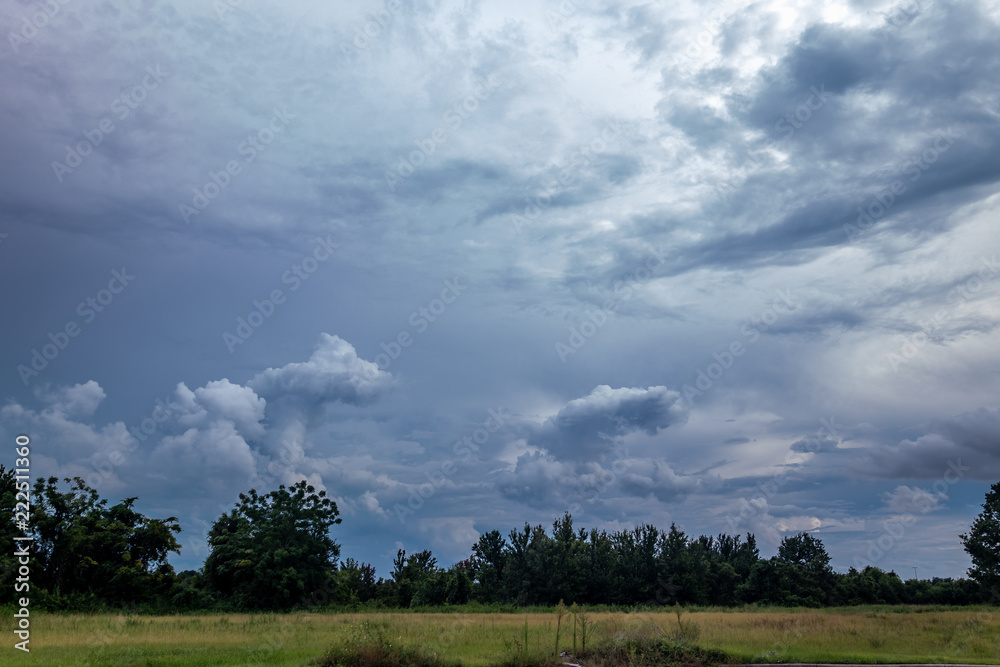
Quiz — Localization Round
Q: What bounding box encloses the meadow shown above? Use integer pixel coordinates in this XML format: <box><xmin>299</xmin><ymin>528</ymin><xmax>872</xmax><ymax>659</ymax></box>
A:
<box><xmin>2</xmin><ymin>606</ymin><xmax>998</xmax><ymax>666</ymax></box>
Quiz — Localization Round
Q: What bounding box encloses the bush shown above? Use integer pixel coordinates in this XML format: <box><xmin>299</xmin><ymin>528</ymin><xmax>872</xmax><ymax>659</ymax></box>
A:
<box><xmin>313</xmin><ymin>640</ymin><xmax>456</xmax><ymax>667</ymax></box>
<box><xmin>579</xmin><ymin>636</ymin><xmax>735</xmax><ymax>667</ymax></box>
<box><xmin>313</xmin><ymin>620</ymin><xmax>460</xmax><ymax>667</ymax></box>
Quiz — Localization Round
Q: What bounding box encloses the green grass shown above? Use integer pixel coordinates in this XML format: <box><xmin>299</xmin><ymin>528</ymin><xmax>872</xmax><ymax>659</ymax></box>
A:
<box><xmin>0</xmin><ymin>606</ymin><xmax>997</xmax><ymax>666</ymax></box>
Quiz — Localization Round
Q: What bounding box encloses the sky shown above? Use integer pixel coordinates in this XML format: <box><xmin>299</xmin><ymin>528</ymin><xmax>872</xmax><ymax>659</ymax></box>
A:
<box><xmin>1</xmin><ymin>0</ymin><xmax>999</xmax><ymax>581</ymax></box>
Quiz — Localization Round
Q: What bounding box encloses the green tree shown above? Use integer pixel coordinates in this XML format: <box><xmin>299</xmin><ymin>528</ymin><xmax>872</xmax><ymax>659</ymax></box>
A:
<box><xmin>0</xmin><ymin>466</ymin><xmax>22</xmax><ymax>603</ymax></box>
<box><xmin>391</xmin><ymin>548</ymin><xmax>438</xmax><ymax>607</ymax></box>
<box><xmin>961</xmin><ymin>481</ymin><xmax>1000</xmax><ymax>598</ymax></box>
<box><xmin>777</xmin><ymin>532</ymin><xmax>831</xmax><ymax>572</ymax></box>
<box><xmin>335</xmin><ymin>558</ymin><xmax>378</xmax><ymax>604</ymax></box>
<box><xmin>612</xmin><ymin>524</ymin><xmax>661</xmax><ymax>604</ymax></box>
<box><xmin>204</xmin><ymin>480</ymin><xmax>341</xmax><ymax>610</ymax></box>
<box><xmin>584</xmin><ymin>528</ymin><xmax>616</xmax><ymax>604</ymax></box>
<box><xmin>774</xmin><ymin>532</ymin><xmax>835</xmax><ymax>606</ymax></box>
<box><xmin>470</xmin><ymin>529</ymin><xmax>507</xmax><ymax>602</ymax></box>
<box><xmin>548</xmin><ymin>512</ymin><xmax>587</xmax><ymax>603</ymax></box>
<box><xmin>27</xmin><ymin>476</ymin><xmax>180</xmax><ymax>607</ymax></box>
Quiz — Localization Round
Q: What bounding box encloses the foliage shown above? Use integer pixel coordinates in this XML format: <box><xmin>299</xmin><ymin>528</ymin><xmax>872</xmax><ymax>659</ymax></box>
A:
<box><xmin>12</xmin><ymin>475</ymin><xmax>180</xmax><ymax>606</ymax></box>
<box><xmin>335</xmin><ymin>558</ymin><xmax>379</xmax><ymax>605</ymax></box>
<box><xmin>203</xmin><ymin>480</ymin><xmax>341</xmax><ymax>610</ymax></box>
<box><xmin>0</xmin><ymin>465</ymin><xmax>20</xmax><ymax>603</ymax></box>
<box><xmin>313</xmin><ymin>620</ymin><xmax>460</xmax><ymax>667</ymax></box>
<box><xmin>961</xmin><ymin>481</ymin><xmax>1000</xmax><ymax>597</ymax></box>
<box><xmin>579</xmin><ymin>636</ymin><xmax>735</xmax><ymax>667</ymax></box>
<box><xmin>3</xmin><ymin>469</ymin><xmax>992</xmax><ymax>612</ymax></box>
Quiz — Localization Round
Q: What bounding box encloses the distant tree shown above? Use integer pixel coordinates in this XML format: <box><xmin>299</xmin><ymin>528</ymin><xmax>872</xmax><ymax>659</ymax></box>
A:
<box><xmin>203</xmin><ymin>480</ymin><xmax>340</xmax><ymax>610</ymax></box>
<box><xmin>169</xmin><ymin>569</ymin><xmax>215</xmax><ymax>610</ymax></box>
<box><xmin>391</xmin><ymin>548</ymin><xmax>438</xmax><ymax>607</ymax></box>
<box><xmin>772</xmin><ymin>532</ymin><xmax>835</xmax><ymax>606</ymax></box>
<box><xmin>612</xmin><ymin>524</ymin><xmax>661</xmax><ymax>604</ymax></box>
<box><xmin>584</xmin><ymin>528</ymin><xmax>616</xmax><ymax>604</ymax></box>
<box><xmin>736</xmin><ymin>558</ymin><xmax>783</xmax><ymax>604</ymax></box>
<box><xmin>841</xmin><ymin>566</ymin><xmax>904</xmax><ymax>605</ymax></box>
<box><xmin>548</xmin><ymin>513</ymin><xmax>587</xmax><ymax>603</ymax></box>
<box><xmin>335</xmin><ymin>558</ymin><xmax>378</xmax><ymax>604</ymax></box>
<box><xmin>657</xmin><ymin>523</ymin><xmax>696</xmax><ymax>604</ymax></box>
<box><xmin>777</xmin><ymin>532</ymin><xmax>831</xmax><ymax>572</ymax></box>
<box><xmin>447</xmin><ymin>560</ymin><xmax>474</xmax><ymax>604</ymax></box>
<box><xmin>961</xmin><ymin>481</ymin><xmax>1000</xmax><ymax>599</ymax></box>
<box><xmin>717</xmin><ymin>532</ymin><xmax>759</xmax><ymax>579</ymax></box>
<box><xmin>502</xmin><ymin>523</ymin><xmax>553</xmax><ymax>605</ymax></box>
<box><xmin>470</xmin><ymin>529</ymin><xmax>507</xmax><ymax>603</ymax></box>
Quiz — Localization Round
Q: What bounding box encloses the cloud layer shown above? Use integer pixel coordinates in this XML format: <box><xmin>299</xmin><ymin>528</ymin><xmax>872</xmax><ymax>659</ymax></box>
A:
<box><xmin>1</xmin><ymin>0</ymin><xmax>999</xmax><ymax>578</ymax></box>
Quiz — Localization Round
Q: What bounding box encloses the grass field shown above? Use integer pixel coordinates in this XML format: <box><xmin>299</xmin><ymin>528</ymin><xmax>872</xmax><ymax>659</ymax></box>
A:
<box><xmin>1</xmin><ymin>606</ymin><xmax>998</xmax><ymax>666</ymax></box>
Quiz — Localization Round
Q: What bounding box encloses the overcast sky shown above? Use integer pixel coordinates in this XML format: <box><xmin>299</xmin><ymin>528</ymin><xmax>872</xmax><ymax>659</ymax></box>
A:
<box><xmin>2</xmin><ymin>0</ymin><xmax>999</xmax><ymax>580</ymax></box>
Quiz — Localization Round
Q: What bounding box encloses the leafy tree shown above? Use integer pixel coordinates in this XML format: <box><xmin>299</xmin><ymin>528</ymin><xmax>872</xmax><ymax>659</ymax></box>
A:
<box><xmin>767</xmin><ymin>532</ymin><xmax>835</xmax><ymax>606</ymax></box>
<box><xmin>470</xmin><ymin>529</ymin><xmax>507</xmax><ymax>602</ymax></box>
<box><xmin>584</xmin><ymin>528</ymin><xmax>616</xmax><ymax>604</ymax></box>
<box><xmin>841</xmin><ymin>566</ymin><xmax>904</xmax><ymax>605</ymax></box>
<box><xmin>170</xmin><ymin>569</ymin><xmax>216</xmax><ymax>610</ymax></box>
<box><xmin>391</xmin><ymin>548</ymin><xmax>438</xmax><ymax>607</ymax></box>
<box><xmin>204</xmin><ymin>480</ymin><xmax>340</xmax><ymax>610</ymax></box>
<box><xmin>657</xmin><ymin>523</ymin><xmax>696</xmax><ymax>604</ymax></box>
<box><xmin>0</xmin><ymin>466</ymin><xmax>22</xmax><ymax>604</ymax></box>
<box><xmin>612</xmin><ymin>524</ymin><xmax>661</xmax><ymax>604</ymax></box>
<box><xmin>961</xmin><ymin>481</ymin><xmax>1000</xmax><ymax>598</ymax></box>
<box><xmin>27</xmin><ymin>476</ymin><xmax>180</xmax><ymax>607</ymax></box>
<box><xmin>335</xmin><ymin>558</ymin><xmax>378</xmax><ymax>604</ymax></box>
<box><xmin>447</xmin><ymin>560</ymin><xmax>473</xmax><ymax>604</ymax></box>
<box><xmin>716</xmin><ymin>532</ymin><xmax>759</xmax><ymax>579</ymax></box>
<box><xmin>502</xmin><ymin>523</ymin><xmax>552</xmax><ymax>605</ymax></box>
<box><xmin>777</xmin><ymin>532</ymin><xmax>831</xmax><ymax>572</ymax></box>
<box><xmin>548</xmin><ymin>513</ymin><xmax>587</xmax><ymax>603</ymax></box>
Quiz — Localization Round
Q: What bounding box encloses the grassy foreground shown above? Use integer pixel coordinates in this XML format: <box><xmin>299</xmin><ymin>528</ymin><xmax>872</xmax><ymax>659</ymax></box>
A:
<box><xmin>1</xmin><ymin>606</ymin><xmax>998</xmax><ymax>666</ymax></box>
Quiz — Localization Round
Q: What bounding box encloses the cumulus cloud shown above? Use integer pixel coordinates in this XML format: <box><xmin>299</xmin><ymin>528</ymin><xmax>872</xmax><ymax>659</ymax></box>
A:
<box><xmin>0</xmin><ymin>382</ymin><xmax>129</xmax><ymax>462</ymax></box>
<box><xmin>882</xmin><ymin>485</ymin><xmax>946</xmax><ymax>514</ymax></box>
<box><xmin>618</xmin><ymin>458</ymin><xmax>707</xmax><ymax>503</ymax></box>
<box><xmin>498</xmin><ymin>448</ymin><xmax>705</xmax><ymax>512</ymax></box>
<box><xmin>529</xmin><ymin>385</ymin><xmax>687</xmax><ymax>461</ymax></box>
<box><xmin>2</xmin><ymin>0</ymin><xmax>999</xmax><ymax>578</ymax></box>
<box><xmin>169</xmin><ymin>379</ymin><xmax>267</xmax><ymax>440</ymax></box>
<box><xmin>249</xmin><ymin>334</ymin><xmax>392</xmax><ymax>408</ymax></box>
<box><xmin>150</xmin><ymin>420</ymin><xmax>258</xmax><ymax>495</ymax></box>
<box><xmin>34</xmin><ymin>381</ymin><xmax>106</xmax><ymax>418</ymax></box>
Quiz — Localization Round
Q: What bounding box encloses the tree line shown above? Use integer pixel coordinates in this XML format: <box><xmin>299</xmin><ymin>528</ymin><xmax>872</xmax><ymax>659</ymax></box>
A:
<box><xmin>2</xmin><ymin>468</ymin><xmax>997</xmax><ymax>611</ymax></box>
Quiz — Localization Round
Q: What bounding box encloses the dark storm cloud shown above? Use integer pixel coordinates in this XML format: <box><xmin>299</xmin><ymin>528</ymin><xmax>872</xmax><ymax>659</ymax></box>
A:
<box><xmin>526</xmin><ymin>385</ymin><xmax>687</xmax><ymax>461</ymax></box>
<box><xmin>790</xmin><ymin>436</ymin><xmax>839</xmax><ymax>454</ymax></box>
<box><xmin>862</xmin><ymin>408</ymin><xmax>1000</xmax><ymax>480</ymax></box>
<box><xmin>2</xmin><ymin>0</ymin><xmax>999</xmax><ymax>578</ymax></box>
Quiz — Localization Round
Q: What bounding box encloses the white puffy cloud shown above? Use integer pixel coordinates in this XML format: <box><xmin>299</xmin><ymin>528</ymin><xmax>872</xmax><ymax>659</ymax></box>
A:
<box><xmin>249</xmin><ymin>334</ymin><xmax>392</xmax><ymax>407</ymax></box>
<box><xmin>0</xmin><ymin>382</ymin><xmax>129</xmax><ymax>462</ymax></box>
<box><xmin>34</xmin><ymin>381</ymin><xmax>106</xmax><ymax>418</ymax></box>
<box><xmin>150</xmin><ymin>420</ymin><xmax>257</xmax><ymax>494</ymax></box>
<box><xmin>193</xmin><ymin>379</ymin><xmax>267</xmax><ymax>439</ymax></box>
<box><xmin>882</xmin><ymin>485</ymin><xmax>946</xmax><ymax>514</ymax></box>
